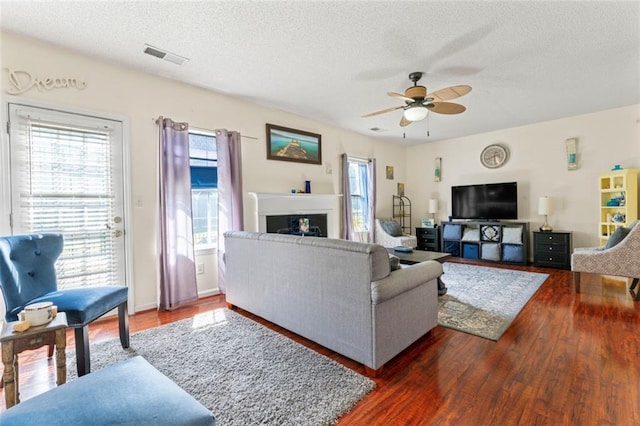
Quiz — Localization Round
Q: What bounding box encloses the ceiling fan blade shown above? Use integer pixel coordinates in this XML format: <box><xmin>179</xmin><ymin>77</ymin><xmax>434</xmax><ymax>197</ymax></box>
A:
<box><xmin>387</xmin><ymin>91</ymin><xmax>415</xmax><ymax>102</ymax></box>
<box><xmin>427</xmin><ymin>101</ymin><xmax>467</xmax><ymax>114</ymax></box>
<box><xmin>399</xmin><ymin>115</ymin><xmax>412</xmax><ymax>127</ymax></box>
<box><xmin>361</xmin><ymin>105</ymin><xmax>403</xmax><ymax>118</ymax></box>
<box><xmin>427</xmin><ymin>85</ymin><xmax>472</xmax><ymax>102</ymax></box>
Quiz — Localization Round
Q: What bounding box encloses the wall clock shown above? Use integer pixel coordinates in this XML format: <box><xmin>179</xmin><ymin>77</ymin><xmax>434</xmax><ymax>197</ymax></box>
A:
<box><xmin>480</xmin><ymin>144</ymin><xmax>509</xmax><ymax>168</ymax></box>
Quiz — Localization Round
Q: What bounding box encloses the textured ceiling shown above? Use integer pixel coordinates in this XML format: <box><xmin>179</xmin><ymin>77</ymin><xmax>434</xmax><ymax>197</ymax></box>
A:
<box><xmin>1</xmin><ymin>1</ymin><xmax>639</xmax><ymax>144</ymax></box>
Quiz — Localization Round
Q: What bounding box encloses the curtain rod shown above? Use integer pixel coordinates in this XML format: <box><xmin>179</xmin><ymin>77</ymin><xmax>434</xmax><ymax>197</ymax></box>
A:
<box><xmin>151</xmin><ymin>117</ymin><xmax>258</xmax><ymax>140</ymax></box>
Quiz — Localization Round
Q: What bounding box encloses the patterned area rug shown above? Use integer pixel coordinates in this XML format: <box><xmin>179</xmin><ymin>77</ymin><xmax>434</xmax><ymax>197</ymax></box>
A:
<box><xmin>67</xmin><ymin>308</ymin><xmax>375</xmax><ymax>426</ymax></box>
<box><xmin>439</xmin><ymin>263</ymin><xmax>549</xmax><ymax>340</ymax></box>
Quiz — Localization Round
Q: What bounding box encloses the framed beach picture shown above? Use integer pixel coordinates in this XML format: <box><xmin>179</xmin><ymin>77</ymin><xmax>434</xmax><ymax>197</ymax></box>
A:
<box><xmin>266</xmin><ymin>123</ymin><xmax>322</xmax><ymax>165</ymax></box>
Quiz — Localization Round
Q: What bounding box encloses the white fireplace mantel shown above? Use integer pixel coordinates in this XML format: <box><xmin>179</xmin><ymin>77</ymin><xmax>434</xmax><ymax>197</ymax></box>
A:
<box><xmin>248</xmin><ymin>192</ymin><xmax>343</xmax><ymax>238</ymax></box>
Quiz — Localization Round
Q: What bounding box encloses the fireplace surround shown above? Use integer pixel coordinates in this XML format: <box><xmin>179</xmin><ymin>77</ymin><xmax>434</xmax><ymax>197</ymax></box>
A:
<box><xmin>248</xmin><ymin>192</ymin><xmax>342</xmax><ymax>238</ymax></box>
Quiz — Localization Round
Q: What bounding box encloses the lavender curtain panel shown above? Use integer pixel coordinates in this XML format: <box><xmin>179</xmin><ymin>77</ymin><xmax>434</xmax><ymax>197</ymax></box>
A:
<box><xmin>157</xmin><ymin>117</ymin><xmax>198</xmax><ymax>310</ymax></box>
<box><xmin>340</xmin><ymin>153</ymin><xmax>355</xmax><ymax>240</ymax></box>
<box><xmin>366</xmin><ymin>158</ymin><xmax>377</xmax><ymax>243</ymax></box>
<box><xmin>216</xmin><ymin>129</ymin><xmax>244</xmax><ymax>294</ymax></box>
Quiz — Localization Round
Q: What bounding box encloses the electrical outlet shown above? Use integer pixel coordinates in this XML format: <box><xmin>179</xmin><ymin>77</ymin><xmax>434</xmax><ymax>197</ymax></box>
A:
<box><xmin>196</xmin><ymin>263</ymin><xmax>204</xmax><ymax>275</ymax></box>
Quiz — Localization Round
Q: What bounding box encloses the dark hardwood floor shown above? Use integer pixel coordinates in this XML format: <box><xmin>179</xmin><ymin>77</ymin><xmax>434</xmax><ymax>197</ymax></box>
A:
<box><xmin>2</xmin><ymin>261</ymin><xmax>639</xmax><ymax>424</ymax></box>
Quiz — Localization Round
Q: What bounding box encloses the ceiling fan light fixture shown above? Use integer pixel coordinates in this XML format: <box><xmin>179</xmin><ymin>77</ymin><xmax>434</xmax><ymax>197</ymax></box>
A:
<box><xmin>404</xmin><ymin>106</ymin><xmax>429</xmax><ymax>122</ymax></box>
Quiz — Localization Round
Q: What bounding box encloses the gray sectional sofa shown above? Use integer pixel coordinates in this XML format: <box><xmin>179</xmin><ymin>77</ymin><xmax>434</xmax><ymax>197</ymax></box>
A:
<box><xmin>224</xmin><ymin>231</ymin><xmax>443</xmax><ymax>373</ymax></box>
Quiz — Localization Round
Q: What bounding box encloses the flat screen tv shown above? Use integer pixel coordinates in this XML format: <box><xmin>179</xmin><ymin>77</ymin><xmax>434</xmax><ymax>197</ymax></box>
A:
<box><xmin>451</xmin><ymin>182</ymin><xmax>518</xmax><ymax>220</ymax></box>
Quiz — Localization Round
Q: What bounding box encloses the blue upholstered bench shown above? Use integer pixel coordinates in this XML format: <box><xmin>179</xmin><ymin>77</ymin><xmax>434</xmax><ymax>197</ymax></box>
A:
<box><xmin>0</xmin><ymin>356</ymin><xmax>215</xmax><ymax>425</ymax></box>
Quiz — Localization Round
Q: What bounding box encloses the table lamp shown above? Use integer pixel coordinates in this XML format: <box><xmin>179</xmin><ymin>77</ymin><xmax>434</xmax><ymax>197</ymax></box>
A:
<box><xmin>428</xmin><ymin>199</ymin><xmax>439</xmax><ymax>224</ymax></box>
<box><xmin>538</xmin><ymin>196</ymin><xmax>553</xmax><ymax>232</ymax></box>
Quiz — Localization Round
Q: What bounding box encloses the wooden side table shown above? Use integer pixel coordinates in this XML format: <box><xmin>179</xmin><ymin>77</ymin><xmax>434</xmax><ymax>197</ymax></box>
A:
<box><xmin>1</xmin><ymin>312</ymin><xmax>68</xmax><ymax>408</ymax></box>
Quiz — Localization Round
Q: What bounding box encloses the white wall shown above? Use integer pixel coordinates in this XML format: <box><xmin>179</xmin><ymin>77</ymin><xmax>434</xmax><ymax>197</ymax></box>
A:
<box><xmin>2</xmin><ymin>32</ymin><xmax>638</xmax><ymax>313</ymax></box>
<box><xmin>406</xmin><ymin>105</ymin><xmax>640</xmax><ymax>251</ymax></box>
<box><xmin>0</xmin><ymin>32</ymin><xmax>404</xmax><ymax>312</ymax></box>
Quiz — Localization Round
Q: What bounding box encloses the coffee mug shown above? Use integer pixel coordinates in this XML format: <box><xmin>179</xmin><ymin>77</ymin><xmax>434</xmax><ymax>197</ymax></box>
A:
<box><xmin>22</xmin><ymin>301</ymin><xmax>56</xmax><ymax>326</ymax></box>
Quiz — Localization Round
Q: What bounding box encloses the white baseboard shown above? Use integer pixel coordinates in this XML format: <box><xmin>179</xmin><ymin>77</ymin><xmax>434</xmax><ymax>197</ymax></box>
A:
<box><xmin>199</xmin><ymin>288</ymin><xmax>221</xmax><ymax>298</ymax></box>
<box><xmin>133</xmin><ymin>288</ymin><xmax>220</xmax><ymax>313</ymax></box>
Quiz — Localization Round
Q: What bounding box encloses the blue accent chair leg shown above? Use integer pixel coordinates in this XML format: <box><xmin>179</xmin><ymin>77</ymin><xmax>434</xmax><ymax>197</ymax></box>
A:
<box><xmin>118</xmin><ymin>302</ymin><xmax>130</xmax><ymax>348</ymax></box>
<box><xmin>75</xmin><ymin>325</ymin><xmax>90</xmax><ymax>377</ymax></box>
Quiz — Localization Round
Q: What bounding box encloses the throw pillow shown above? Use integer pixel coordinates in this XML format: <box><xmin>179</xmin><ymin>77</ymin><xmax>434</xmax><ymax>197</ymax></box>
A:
<box><xmin>381</xmin><ymin>220</ymin><xmax>403</xmax><ymax>237</ymax></box>
<box><xmin>481</xmin><ymin>243</ymin><xmax>500</xmax><ymax>261</ymax></box>
<box><xmin>388</xmin><ymin>254</ymin><xmax>401</xmax><ymax>271</ymax></box>
<box><xmin>481</xmin><ymin>225</ymin><xmax>501</xmax><ymax>242</ymax></box>
<box><xmin>502</xmin><ymin>226</ymin><xmax>523</xmax><ymax>244</ymax></box>
<box><xmin>461</xmin><ymin>228</ymin><xmax>480</xmax><ymax>242</ymax></box>
<box><xmin>605</xmin><ymin>226</ymin><xmax>631</xmax><ymax>249</ymax></box>
<box><xmin>442</xmin><ymin>223</ymin><xmax>462</xmax><ymax>240</ymax></box>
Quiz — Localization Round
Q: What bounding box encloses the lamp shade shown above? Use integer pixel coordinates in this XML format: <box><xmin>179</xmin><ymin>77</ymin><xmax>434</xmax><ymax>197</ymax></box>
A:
<box><xmin>404</xmin><ymin>106</ymin><xmax>429</xmax><ymax>121</ymax></box>
<box><xmin>538</xmin><ymin>196</ymin><xmax>553</xmax><ymax>215</ymax></box>
<box><xmin>428</xmin><ymin>199</ymin><xmax>439</xmax><ymax>214</ymax></box>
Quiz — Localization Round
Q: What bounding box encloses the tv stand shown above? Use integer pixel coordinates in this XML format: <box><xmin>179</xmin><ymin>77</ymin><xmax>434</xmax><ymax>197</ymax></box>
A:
<box><xmin>441</xmin><ymin>220</ymin><xmax>529</xmax><ymax>265</ymax></box>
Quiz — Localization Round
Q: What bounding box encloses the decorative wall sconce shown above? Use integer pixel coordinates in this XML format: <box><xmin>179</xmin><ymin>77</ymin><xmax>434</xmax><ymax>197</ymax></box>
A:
<box><xmin>434</xmin><ymin>157</ymin><xmax>441</xmax><ymax>182</ymax></box>
<box><xmin>566</xmin><ymin>137</ymin><xmax>578</xmax><ymax>170</ymax></box>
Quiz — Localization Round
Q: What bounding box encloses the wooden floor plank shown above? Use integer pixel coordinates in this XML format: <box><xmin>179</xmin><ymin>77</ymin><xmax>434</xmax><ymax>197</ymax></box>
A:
<box><xmin>1</xmin><ymin>262</ymin><xmax>639</xmax><ymax>425</ymax></box>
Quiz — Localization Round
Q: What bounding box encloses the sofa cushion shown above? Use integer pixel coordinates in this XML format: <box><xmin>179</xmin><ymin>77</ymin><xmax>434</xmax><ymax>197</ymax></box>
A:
<box><xmin>605</xmin><ymin>226</ymin><xmax>631</xmax><ymax>249</ymax></box>
<box><xmin>29</xmin><ymin>286</ymin><xmax>128</xmax><ymax>326</ymax></box>
<box><xmin>0</xmin><ymin>356</ymin><xmax>215</xmax><ymax>425</ymax></box>
<box><xmin>380</xmin><ymin>220</ymin><xmax>403</xmax><ymax>237</ymax></box>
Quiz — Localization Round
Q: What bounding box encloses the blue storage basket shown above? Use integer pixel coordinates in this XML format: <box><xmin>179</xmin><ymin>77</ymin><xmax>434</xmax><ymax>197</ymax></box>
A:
<box><xmin>462</xmin><ymin>243</ymin><xmax>479</xmax><ymax>259</ymax></box>
<box><xmin>443</xmin><ymin>240</ymin><xmax>460</xmax><ymax>257</ymax></box>
<box><xmin>443</xmin><ymin>223</ymin><xmax>462</xmax><ymax>240</ymax></box>
<box><xmin>502</xmin><ymin>244</ymin><xmax>524</xmax><ymax>263</ymax></box>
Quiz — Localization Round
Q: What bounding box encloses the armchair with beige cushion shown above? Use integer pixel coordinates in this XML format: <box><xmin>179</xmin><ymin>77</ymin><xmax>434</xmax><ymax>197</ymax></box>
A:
<box><xmin>571</xmin><ymin>221</ymin><xmax>640</xmax><ymax>300</ymax></box>
<box><xmin>375</xmin><ymin>218</ymin><xmax>417</xmax><ymax>248</ymax></box>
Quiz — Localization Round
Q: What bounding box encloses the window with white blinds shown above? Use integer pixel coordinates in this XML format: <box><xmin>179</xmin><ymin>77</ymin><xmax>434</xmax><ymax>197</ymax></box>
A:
<box><xmin>9</xmin><ymin>105</ymin><xmax>126</xmax><ymax>290</ymax></box>
<box><xmin>189</xmin><ymin>131</ymin><xmax>218</xmax><ymax>250</ymax></box>
<box><xmin>348</xmin><ymin>157</ymin><xmax>371</xmax><ymax>233</ymax></box>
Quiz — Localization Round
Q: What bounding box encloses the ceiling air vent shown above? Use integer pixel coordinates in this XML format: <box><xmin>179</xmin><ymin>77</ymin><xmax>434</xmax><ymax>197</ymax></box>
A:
<box><xmin>143</xmin><ymin>44</ymin><xmax>189</xmax><ymax>66</ymax></box>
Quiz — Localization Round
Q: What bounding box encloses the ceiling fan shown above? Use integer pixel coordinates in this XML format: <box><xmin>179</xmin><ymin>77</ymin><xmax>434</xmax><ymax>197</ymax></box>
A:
<box><xmin>362</xmin><ymin>72</ymin><xmax>472</xmax><ymax>127</ymax></box>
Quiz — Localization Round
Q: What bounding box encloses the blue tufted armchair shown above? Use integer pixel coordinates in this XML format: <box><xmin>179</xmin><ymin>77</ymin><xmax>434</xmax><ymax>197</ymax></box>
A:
<box><xmin>0</xmin><ymin>233</ymin><xmax>129</xmax><ymax>376</ymax></box>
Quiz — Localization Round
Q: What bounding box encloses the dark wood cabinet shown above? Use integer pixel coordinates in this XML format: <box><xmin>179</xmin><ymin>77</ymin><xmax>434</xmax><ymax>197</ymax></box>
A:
<box><xmin>533</xmin><ymin>231</ymin><xmax>572</xmax><ymax>269</ymax></box>
<box><xmin>416</xmin><ymin>227</ymin><xmax>440</xmax><ymax>252</ymax></box>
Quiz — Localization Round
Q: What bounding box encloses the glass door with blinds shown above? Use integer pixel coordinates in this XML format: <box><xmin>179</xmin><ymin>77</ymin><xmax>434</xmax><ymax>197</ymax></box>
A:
<box><xmin>8</xmin><ymin>103</ymin><xmax>126</xmax><ymax>290</ymax></box>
